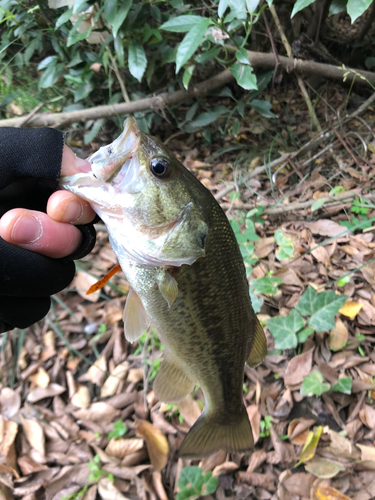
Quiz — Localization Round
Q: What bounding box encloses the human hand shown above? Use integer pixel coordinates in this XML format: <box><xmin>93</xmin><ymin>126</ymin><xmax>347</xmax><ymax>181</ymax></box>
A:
<box><xmin>0</xmin><ymin>146</ymin><xmax>96</xmax><ymax>258</ymax></box>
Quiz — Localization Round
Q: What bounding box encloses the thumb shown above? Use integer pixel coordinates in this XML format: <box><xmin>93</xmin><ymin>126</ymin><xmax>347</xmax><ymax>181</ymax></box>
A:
<box><xmin>61</xmin><ymin>145</ymin><xmax>91</xmax><ymax>176</ymax></box>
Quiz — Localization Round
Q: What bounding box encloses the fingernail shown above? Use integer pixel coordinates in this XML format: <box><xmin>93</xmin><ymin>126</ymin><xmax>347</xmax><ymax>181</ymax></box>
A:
<box><xmin>76</xmin><ymin>156</ymin><xmax>92</xmax><ymax>172</ymax></box>
<box><xmin>11</xmin><ymin>215</ymin><xmax>43</xmax><ymax>244</ymax></box>
<box><xmin>62</xmin><ymin>200</ymin><xmax>83</xmax><ymax>223</ymax></box>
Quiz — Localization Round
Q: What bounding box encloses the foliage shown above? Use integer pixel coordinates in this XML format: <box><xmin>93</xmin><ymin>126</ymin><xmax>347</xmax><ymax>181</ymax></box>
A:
<box><xmin>251</xmin><ymin>275</ymin><xmax>282</xmax><ymax>295</ymax></box>
<box><xmin>176</xmin><ymin>466</ymin><xmax>218</xmax><ymax>500</ymax></box>
<box><xmin>300</xmin><ymin>370</ymin><xmax>352</xmax><ymax>397</ymax></box>
<box><xmin>259</xmin><ymin>415</ymin><xmax>272</xmax><ymax>438</ymax></box>
<box><xmin>107</xmin><ymin>419</ymin><xmax>127</xmax><ymax>440</ymax></box>
<box><xmin>292</xmin><ymin>0</ymin><xmax>374</xmax><ymax>23</ymax></box>
<box><xmin>274</xmin><ymin>229</ymin><xmax>294</xmax><ymax>261</ymax></box>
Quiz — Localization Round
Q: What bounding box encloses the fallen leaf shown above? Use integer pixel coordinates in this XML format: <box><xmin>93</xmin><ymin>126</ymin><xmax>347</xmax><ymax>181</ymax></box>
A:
<box><xmin>74</xmin><ymin>271</ymin><xmax>101</xmax><ymax>302</ymax></box>
<box><xmin>71</xmin><ymin>384</ymin><xmax>91</xmax><ymax>408</ymax></box>
<box><xmin>135</xmin><ymin>420</ymin><xmax>169</xmax><ymax>471</ymax></box>
<box><xmin>0</xmin><ymin>418</ymin><xmax>18</xmax><ymax>460</ymax></box>
<box><xmin>359</xmin><ymin>405</ymin><xmax>375</xmax><ymax>429</ymax></box>
<box><xmin>295</xmin><ymin>426</ymin><xmax>322</xmax><ymax>467</ymax></box>
<box><xmin>98</xmin><ymin>477</ymin><xmax>131</xmax><ymax>500</ymax></box>
<box><xmin>357</xmin><ymin>444</ymin><xmax>375</xmax><ymax>462</ymax></box>
<box><xmin>288</xmin><ymin>418</ymin><xmax>316</xmax><ymax>445</ymax></box>
<box><xmin>105</xmin><ymin>438</ymin><xmax>143</xmax><ymax>459</ymax></box>
<box><xmin>315</xmin><ymin>486</ymin><xmax>353</xmax><ymax>500</ymax></box>
<box><xmin>328</xmin><ymin>319</ymin><xmax>348</xmax><ymax>350</ymax></box>
<box><xmin>100</xmin><ymin>362</ymin><xmax>129</xmax><ymax>399</ymax></box>
<box><xmin>28</xmin><ymin>367</ymin><xmax>50</xmax><ymax>389</ymax></box>
<box><xmin>339</xmin><ymin>301</ymin><xmax>363</xmax><ymax>319</ymax></box>
<box><xmin>73</xmin><ymin>402</ymin><xmax>120</xmax><ymax>422</ymax></box>
<box><xmin>304</xmin><ymin>220</ymin><xmax>346</xmax><ymax>237</ymax></box>
<box><xmin>17</xmin><ymin>456</ymin><xmax>48</xmax><ymax>475</ymax></box>
<box><xmin>20</xmin><ymin>416</ymin><xmax>45</xmax><ymax>457</ymax></box>
<box><xmin>177</xmin><ymin>395</ymin><xmax>201</xmax><ymax>427</ymax></box>
<box><xmin>284</xmin><ymin>347</ymin><xmax>314</xmax><ymax>389</ymax></box>
<box><xmin>212</xmin><ymin>461</ymin><xmax>239</xmax><ymax>477</ymax></box>
<box><xmin>27</xmin><ymin>384</ymin><xmax>66</xmax><ymax>403</ymax></box>
<box><xmin>305</xmin><ymin>459</ymin><xmax>346</xmax><ymax>478</ymax></box>
<box><xmin>80</xmin><ymin>356</ymin><xmax>107</xmax><ymax>386</ymax></box>
<box><xmin>127</xmin><ymin>368</ymin><xmax>143</xmax><ymax>384</ymax></box>
<box><xmin>325</xmin><ymin>428</ymin><xmax>355</xmax><ymax>459</ymax></box>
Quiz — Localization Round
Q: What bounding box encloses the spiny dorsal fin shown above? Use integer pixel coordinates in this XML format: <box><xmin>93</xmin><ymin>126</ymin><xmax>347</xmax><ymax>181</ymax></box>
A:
<box><xmin>153</xmin><ymin>352</ymin><xmax>195</xmax><ymax>404</ymax></box>
<box><xmin>157</xmin><ymin>271</ymin><xmax>178</xmax><ymax>308</ymax></box>
<box><xmin>123</xmin><ymin>288</ymin><xmax>150</xmax><ymax>343</ymax></box>
<box><xmin>247</xmin><ymin>316</ymin><xmax>267</xmax><ymax>368</ymax></box>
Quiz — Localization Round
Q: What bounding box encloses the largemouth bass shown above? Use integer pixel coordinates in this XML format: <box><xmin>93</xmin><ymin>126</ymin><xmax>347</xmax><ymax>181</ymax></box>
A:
<box><xmin>61</xmin><ymin>117</ymin><xmax>266</xmax><ymax>458</ymax></box>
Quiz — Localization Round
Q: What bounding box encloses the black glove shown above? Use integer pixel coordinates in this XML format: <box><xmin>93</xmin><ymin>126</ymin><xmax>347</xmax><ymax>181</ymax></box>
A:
<box><xmin>0</xmin><ymin>127</ymin><xmax>96</xmax><ymax>333</ymax></box>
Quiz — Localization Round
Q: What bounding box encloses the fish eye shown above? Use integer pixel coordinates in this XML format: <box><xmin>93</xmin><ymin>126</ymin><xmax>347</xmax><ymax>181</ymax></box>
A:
<box><xmin>149</xmin><ymin>158</ymin><xmax>171</xmax><ymax>179</ymax></box>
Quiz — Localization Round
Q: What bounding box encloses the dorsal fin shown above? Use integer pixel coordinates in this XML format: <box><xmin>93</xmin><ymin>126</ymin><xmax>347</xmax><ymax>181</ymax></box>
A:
<box><xmin>247</xmin><ymin>316</ymin><xmax>267</xmax><ymax>367</ymax></box>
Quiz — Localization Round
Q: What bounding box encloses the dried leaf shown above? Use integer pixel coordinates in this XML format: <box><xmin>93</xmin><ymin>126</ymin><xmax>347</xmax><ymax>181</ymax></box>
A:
<box><xmin>135</xmin><ymin>420</ymin><xmax>169</xmax><ymax>471</ymax></box>
<box><xmin>74</xmin><ymin>271</ymin><xmax>101</xmax><ymax>302</ymax></box>
<box><xmin>20</xmin><ymin>416</ymin><xmax>45</xmax><ymax>457</ymax></box>
<box><xmin>315</xmin><ymin>486</ymin><xmax>353</xmax><ymax>500</ymax></box>
<box><xmin>97</xmin><ymin>477</ymin><xmax>131</xmax><ymax>500</ymax></box>
<box><xmin>357</xmin><ymin>444</ymin><xmax>375</xmax><ymax>462</ymax></box>
<box><xmin>304</xmin><ymin>220</ymin><xmax>346</xmax><ymax>237</ymax></box>
<box><xmin>284</xmin><ymin>348</ymin><xmax>314</xmax><ymax>388</ymax></box>
<box><xmin>28</xmin><ymin>367</ymin><xmax>50</xmax><ymax>389</ymax></box>
<box><xmin>73</xmin><ymin>402</ymin><xmax>120</xmax><ymax>422</ymax></box>
<box><xmin>27</xmin><ymin>384</ymin><xmax>66</xmax><ymax>403</ymax></box>
<box><xmin>71</xmin><ymin>384</ymin><xmax>91</xmax><ymax>408</ymax></box>
<box><xmin>288</xmin><ymin>418</ymin><xmax>316</xmax><ymax>445</ymax></box>
<box><xmin>100</xmin><ymin>362</ymin><xmax>129</xmax><ymax>399</ymax></box>
<box><xmin>0</xmin><ymin>418</ymin><xmax>18</xmax><ymax>460</ymax></box>
<box><xmin>212</xmin><ymin>461</ymin><xmax>239</xmax><ymax>477</ymax></box>
<box><xmin>359</xmin><ymin>404</ymin><xmax>375</xmax><ymax>429</ymax></box>
<box><xmin>177</xmin><ymin>395</ymin><xmax>201</xmax><ymax>427</ymax></box>
<box><xmin>105</xmin><ymin>438</ymin><xmax>143</xmax><ymax>459</ymax></box>
<box><xmin>328</xmin><ymin>319</ymin><xmax>348</xmax><ymax>350</ymax></box>
<box><xmin>127</xmin><ymin>368</ymin><xmax>143</xmax><ymax>384</ymax></box>
<box><xmin>339</xmin><ymin>301</ymin><xmax>363</xmax><ymax>319</ymax></box>
<box><xmin>305</xmin><ymin>459</ymin><xmax>346</xmax><ymax>478</ymax></box>
<box><xmin>80</xmin><ymin>356</ymin><xmax>107</xmax><ymax>386</ymax></box>
<box><xmin>17</xmin><ymin>456</ymin><xmax>48</xmax><ymax>475</ymax></box>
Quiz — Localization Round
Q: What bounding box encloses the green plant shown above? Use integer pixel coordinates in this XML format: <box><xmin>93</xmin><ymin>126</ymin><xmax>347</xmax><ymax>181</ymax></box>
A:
<box><xmin>165</xmin><ymin>404</ymin><xmax>184</xmax><ymax>424</ymax></box>
<box><xmin>267</xmin><ymin>286</ymin><xmax>348</xmax><ymax>349</ymax></box>
<box><xmin>259</xmin><ymin>415</ymin><xmax>272</xmax><ymax>438</ymax></box>
<box><xmin>251</xmin><ymin>275</ymin><xmax>282</xmax><ymax>296</ymax></box>
<box><xmin>176</xmin><ymin>466</ymin><xmax>218</xmax><ymax>500</ymax></box>
<box><xmin>300</xmin><ymin>370</ymin><xmax>352</xmax><ymax>397</ymax></box>
<box><xmin>61</xmin><ymin>455</ymin><xmax>114</xmax><ymax>500</ymax></box>
<box><xmin>339</xmin><ymin>198</ymin><xmax>375</xmax><ymax>232</ymax></box>
<box><xmin>108</xmin><ymin>419</ymin><xmax>127</xmax><ymax>440</ymax></box>
<box><xmin>274</xmin><ymin>229</ymin><xmax>294</xmax><ymax>261</ymax></box>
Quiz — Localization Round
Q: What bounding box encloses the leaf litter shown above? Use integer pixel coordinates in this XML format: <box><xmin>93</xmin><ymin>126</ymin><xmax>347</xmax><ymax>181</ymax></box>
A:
<box><xmin>1</xmin><ymin>84</ymin><xmax>375</xmax><ymax>500</ymax></box>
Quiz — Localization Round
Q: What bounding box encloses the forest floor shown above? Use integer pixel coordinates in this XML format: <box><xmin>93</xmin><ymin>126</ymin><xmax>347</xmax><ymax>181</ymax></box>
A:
<box><xmin>1</xmin><ymin>81</ymin><xmax>375</xmax><ymax>500</ymax></box>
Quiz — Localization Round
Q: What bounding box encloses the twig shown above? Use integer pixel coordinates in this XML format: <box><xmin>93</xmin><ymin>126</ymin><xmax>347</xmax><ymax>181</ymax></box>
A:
<box><xmin>15</xmin><ymin>103</ymin><xmax>43</xmax><ymax>128</ymax></box>
<box><xmin>2</xmin><ymin>53</ymin><xmax>375</xmax><ymax>128</ymax></box>
<box><xmin>269</xmin><ymin>4</ymin><xmax>321</xmax><ymax>131</ymax></box>
<box><xmin>332</xmin><ymin>126</ymin><xmax>362</xmax><ymax>169</ymax></box>
<box><xmin>107</xmin><ymin>48</ymin><xmax>130</xmax><ymax>103</ymax></box>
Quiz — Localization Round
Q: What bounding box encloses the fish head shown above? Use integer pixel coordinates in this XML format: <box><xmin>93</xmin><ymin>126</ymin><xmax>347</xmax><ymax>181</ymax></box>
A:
<box><xmin>60</xmin><ymin>117</ymin><xmax>209</xmax><ymax>267</ymax></box>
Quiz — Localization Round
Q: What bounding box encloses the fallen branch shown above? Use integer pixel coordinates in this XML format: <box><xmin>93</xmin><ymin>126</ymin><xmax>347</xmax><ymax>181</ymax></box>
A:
<box><xmin>1</xmin><ymin>52</ymin><xmax>374</xmax><ymax>128</ymax></box>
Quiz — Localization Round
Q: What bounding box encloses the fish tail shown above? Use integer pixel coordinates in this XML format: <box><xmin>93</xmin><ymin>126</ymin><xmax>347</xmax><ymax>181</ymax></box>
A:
<box><xmin>179</xmin><ymin>405</ymin><xmax>253</xmax><ymax>458</ymax></box>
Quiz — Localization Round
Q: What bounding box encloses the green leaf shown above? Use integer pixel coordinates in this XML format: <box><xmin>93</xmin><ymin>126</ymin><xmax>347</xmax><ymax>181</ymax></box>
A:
<box><xmin>112</xmin><ymin>0</ymin><xmax>132</xmax><ymax>38</ymax></box>
<box><xmin>183</xmin><ymin>106</ymin><xmax>228</xmax><ymax>132</ymax></box>
<box><xmin>195</xmin><ymin>46</ymin><xmax>221</xmax><ymax>64</ymax></box>
<box><xmin>114</xmin><ymin>35</ymin><xmax>125</xmax><ymax>67</ymax></box>
<box><xmin>182</xmin><ymin>64</ymin><xmax>195</xmax><ymax>90</ymax></box>
<box><xmin>329</xmin><ymin>0</ymin><xmax>347</xmax><ymax>15</ymax></box>
<box><xmin>329</xmin><ymin>185</ymin><xmax>345</xmax><ymax>196</ymax></box>
<box><xmin>55</xmin><ymin>7</ymin><xmax>73</xmax><ymax>29</ymax></box>
<box><xmin>160</xmin><ymin>15</ymin><xmax>207</xmax><ymax>32</ymax></box>
<box><xmin>267</xmin><ymin>309</ymin><xmax>305</xmax><ymax>349</ymax></box>
<box><xmin>274</xmin><ymin>229</ymin><xmax>294</xmax><ymax>261</ymax></box>
<box><xmin>108</xmin><ymin>419</ymin><xmax>127</xmax><ymax>440</ymax></box>
<box><xmin>291</xmin><ymin>0</ymin><xmax>315</xmax><ymax>18</ymax></box>
<box><xmin>37</xmin><ymin>55</ymin><xmax>57</xmax><ymax>70</ymax></box>
<box><xmin>250</xmin><ymin>99</ymin><xmax>277</xmax><ymax>118</ymax></box>
<box><xmin>295</xmin><ymin>286</ymin><xmax>348</xmax><ymax>332</ymax></box>
<box><xmin>300</xmin><ymin>370</ymin><xmax>330</xmax><ymax>397</ymax></box>
<box><xmin>176</xmin><ymin>18</ymin><xmax>211</xmax><ymax>73</ymax></box>
<box><xmin>249</xmin><ymin>287</ymin><xmax>263</xmax><ymax>314</ymax></box>
<box><xmin>331</xmin><ymin>377</ymin><xmax>352</xmax><ymax>395</ymax></box>
<box><xmin>311</xmin><ymin>198</ymin><xmax>327</xmax><ymax>212</ymax></box>
<box><xmin>229</xmin><ymin>62</ymin><xmax>257</xmax><ymax>90</ymax></box>
<box><xmin>84</xmin><ymin>118</ymin><xmax>105</xmax><ymax>145</ymax></box>
<box><xmin>39</xmin><ymin>62</ymin><xmax>64</xmax><ymax>89</ymax></box>
<box><xmin>251</xmin><ymin>276</ymin><xmax>282</xmax><ymax>295</ymax></box>
<box><xmin>177</xmin><ymin>466</ymin><xmax>218</xmax><ymax>500</ymax></box>
<box><xmin>128</xmin><ymin>41</ymin><xmax>147</xmax><ymax>81</ymax></box>
<box><xmin>347</xmin><ymin>0</ymin><xmax>372</xmax><ymax>23</ymax></box>
<box><xmin>297</xmin><ymin>327</ymin><xmax>314</xmax><ymax>344</ymax></box>
<box><xmin>74</xmin><ymin>82</ymin><xmax>94</xmax><ymax>102</ymax></box>
<box><xmin>236</xmin><ymin>47</ymin><xmax>250</xmax><ymax>64</ymax></box>
<box><xmin>337</xmin><ymin>275</ymin><xmax>350</xmax><ymax>287</ymax></box>
<box><xmin>246</xmin><ymin>0</ymin><xmax>261</xmax><ymax>13</ymax></box>
<box><xmin>104</xmin><ymin>0</ymin><xmax>117</xmax><ymax>24</ymax></box>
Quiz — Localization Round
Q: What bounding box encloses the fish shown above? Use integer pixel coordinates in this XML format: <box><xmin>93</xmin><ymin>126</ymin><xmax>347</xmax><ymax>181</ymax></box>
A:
<box><xmin>60</xmin><ymin>117</ymin><xmax>267</xmax><ymax>458</ymax></box>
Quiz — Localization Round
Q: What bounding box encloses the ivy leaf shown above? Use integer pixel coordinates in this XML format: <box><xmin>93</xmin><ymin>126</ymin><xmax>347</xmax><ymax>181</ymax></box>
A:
<box><xmin>274</xmin><ymin>229</ymin><xmax>294</xmax><ymax>261</ymax></box>
<box><xmin>347</xmin><ymin>0</ymin><xmax>372</xmax><ymax>23</ymax></box>
<box><xmin>295</xmin><ymin>286</ymin><xmax>348</xmax><ymax>332</ymax></box>
<box><xmin>300</xmin><ymin>370</ymin><xmax>330</xmax><ymax>397</ymax></box>
<box><xmin>176</xmin><ymin>18</ymin><xmax>211</xmax><ymax>73</ymax></box>
<box><xmin>297</xmin><ymin>327</ymin><xmax>314</xmax><ymax>344</ymax></box>
<box><xmin>229</xmin><ymin>62</ymin><xmax>257</xmax><ymax>90</ymax></box>
<box><xmin>331</xmin><ymin>377</ymin><xmax>352</xmax><ymax>395</ymax></box>
<box><xmin>128</xmin><ymin>42</ymin><xmax>147</xmax><ymax>81</ymax></box>
<box><xmin>249</xmin><ymin>287</ymin><xmax>263</xmax><ymax>314</ymax></box>
<box><xmin>251</xmin><ymin>276</ymin><xmax>282</xmax><ymax>295</ymax></box>
<box><xmin>267</xmin><ymin>309</ymin><xmax>305</xmax><ymax>349</ymax></box>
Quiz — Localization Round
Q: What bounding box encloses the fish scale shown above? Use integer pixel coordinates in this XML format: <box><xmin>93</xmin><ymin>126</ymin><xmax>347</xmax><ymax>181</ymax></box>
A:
<box><xmin>61</xmin><ymin>117</ymin><xmax>267</xmax><ymax>458</ymax></box>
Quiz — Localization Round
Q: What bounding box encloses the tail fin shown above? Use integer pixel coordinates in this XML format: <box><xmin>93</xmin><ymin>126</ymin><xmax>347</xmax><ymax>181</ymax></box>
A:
<box><xmin>179</xmin><ymin>406</ymin><xmax>253</xmax><ymax>458</ymax></box>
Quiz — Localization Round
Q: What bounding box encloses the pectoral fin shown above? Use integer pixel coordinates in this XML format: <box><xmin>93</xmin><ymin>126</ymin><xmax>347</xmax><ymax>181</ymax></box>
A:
<box><xmin>157</xmin><ymin>272</ymin><xmax>178</xmax><ymax>308</ymax></box>
<box><xmin>247</xmin><ymin>316</ymin><xmax>267</xmax><ymax>367</ymax></box>
<box><xmin>123</xmin><ymin>288</ymin><xmax>150</xmax><ymax>343</ymax></box>
<box><xmin>153</xmin><ymin>353</ymin><xmax>194</xmax><ymax>404</ymax></box>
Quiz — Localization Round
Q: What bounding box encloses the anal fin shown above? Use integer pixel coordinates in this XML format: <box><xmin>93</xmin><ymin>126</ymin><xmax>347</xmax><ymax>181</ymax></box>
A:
<box><xmin>247</xmin><ymin>316</ymin><xmax>267</xmax><ymax>368</ymax></box>
<box><xmin>153</xmin><ymin>353</ymin><xmax>194</xmax><ymax>404</ymax></box>
<box><xmin>123</xmin><ymin>288</ymin><xmax>150</xmax><ymax>343</ymax></box>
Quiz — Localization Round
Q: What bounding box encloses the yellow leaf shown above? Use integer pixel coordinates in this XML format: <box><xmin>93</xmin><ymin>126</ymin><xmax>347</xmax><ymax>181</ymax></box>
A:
<box><xmin>338</xmin><ymin>301</ymin><xmax>363</xmax><ymax>319</ymax></box>
<box><xmin>315</xmin><ymin>486</ymin><xmax>353</xmax><ymax>500</ymax></box>
<box><xmin>295</xmin><ymin>426</ymin><xmax>322</xmax><ymax>467</ymax></box>
<box><xmin>135</xmin><ymin>420</ymin><xmax>169</xmax><ymax>471</ymax></box>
